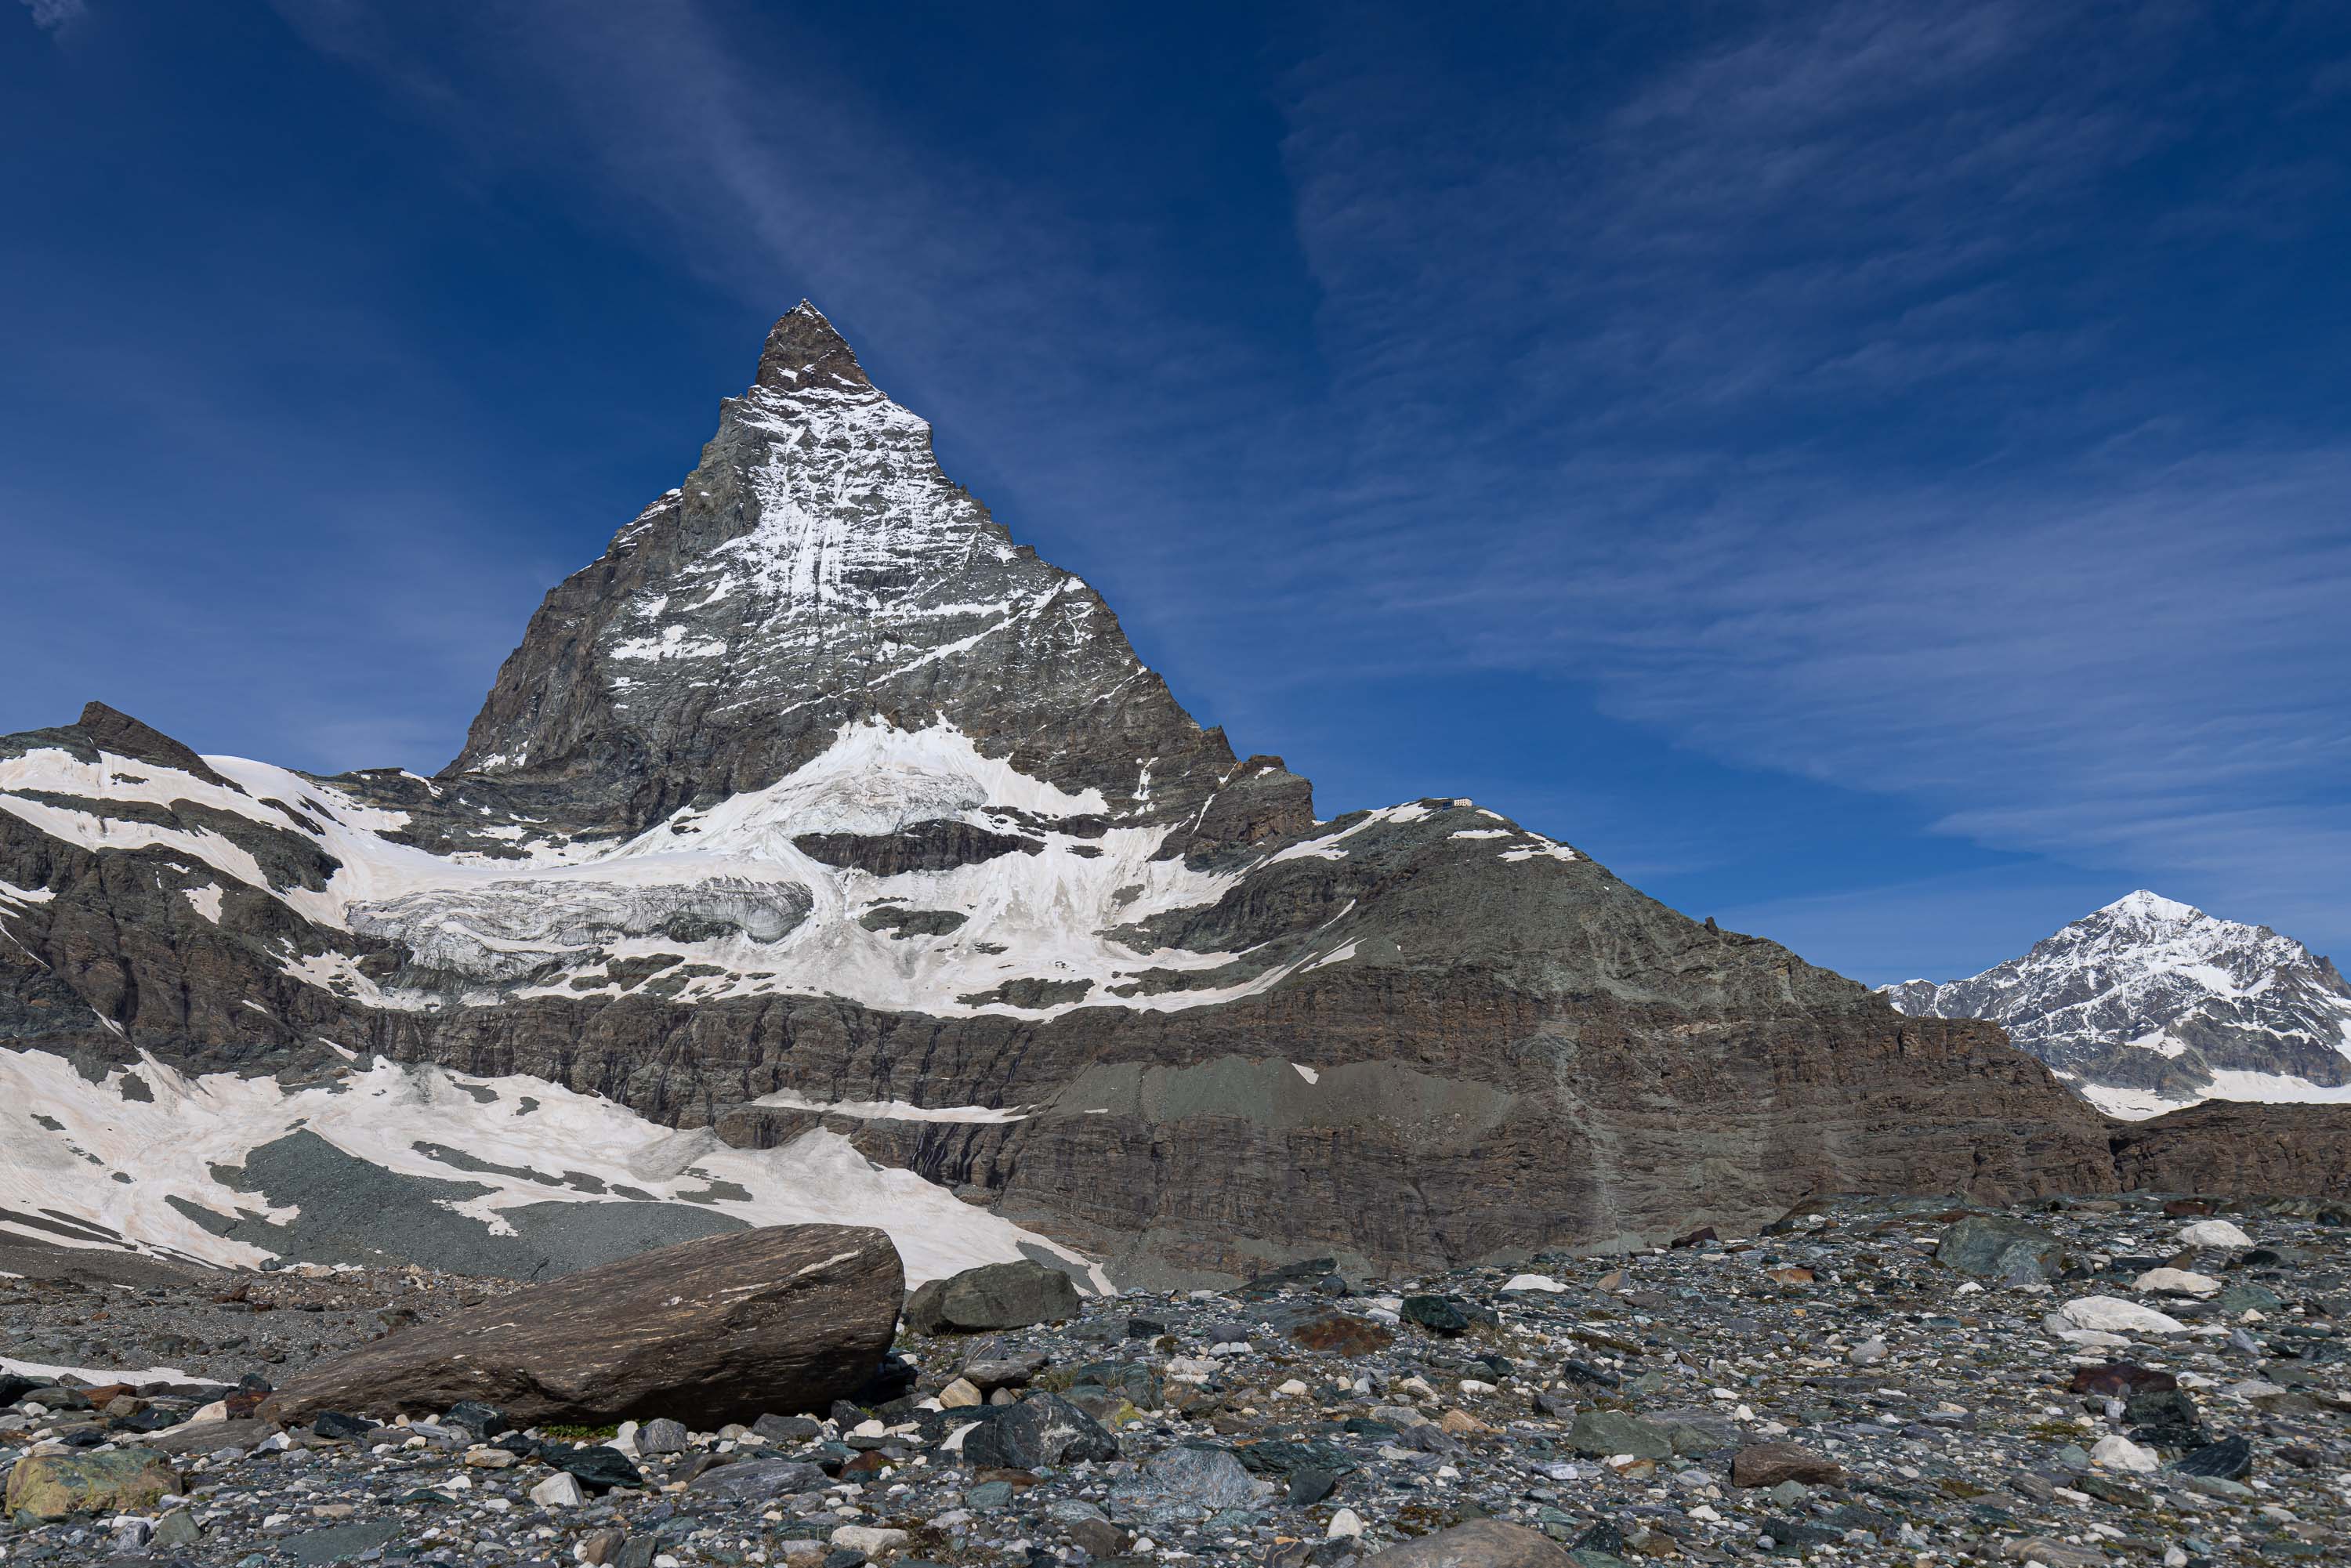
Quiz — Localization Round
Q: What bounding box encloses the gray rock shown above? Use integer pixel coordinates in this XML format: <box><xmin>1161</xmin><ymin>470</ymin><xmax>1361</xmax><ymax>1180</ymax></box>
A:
<box><xmin>283</xmin><ymin>1519</ymin><xmax>403</xmax><ymax>1566</ymax></box>
<box><xmin>636</xmin><ymin>1416</ymin><xmax>690</xmax><ymax>1455</ymax></box>
<box><xmin>1362</xmin><ymin>1520</ymin><xmax>1573</xmax><ymax>1568</ymax></box>
<box><xmin>1566</xmin><ymin>1410</ymin><xmax>1675</xmax><ymax>1461</ymax></box>
<box><xmin>122</xmin><ymin>1418</ymin><xmax>279</xmax><ymax>1456</ymax></box>
<box><xmin>960</xmin><ymin>1351</ymin><xmax>1050</xmax><ymax>1392</ymax></box>
<box><xmin>1935</xmin><ymin>1215</ymin><xmax>2063</xmax><ymax>1284</ymax></box>
<box><xmin>906</xmin><ymin>1261</ymin><xmax>1082</xmax><ymax>1335</ymax></box>
<box><xmin>686</xmin><ymin>1458</ymin><xmax>831</xmax><ymax>1499</ymax></box>
<box><xmin>961</xmin><ymin>1392</ymin><xmax>1119</xmax><ymax>1468</ymax></box>
<box><xmin>1110</xmin><ymin>1444</ymin><xmax>1263</xmax><ymax>1519</ymax></box>
<box><xmin>151</xmin><ymin>1508</ymin><xmax>202</xmax><ymax>1548</ymax></box>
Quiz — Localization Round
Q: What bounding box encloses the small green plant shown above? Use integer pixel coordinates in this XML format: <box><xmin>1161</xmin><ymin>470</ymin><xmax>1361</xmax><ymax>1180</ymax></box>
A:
<box><xmin>540</xmin><ymin>1422</ymin><xmax>619</xmax><ymax>1441</ymax></box>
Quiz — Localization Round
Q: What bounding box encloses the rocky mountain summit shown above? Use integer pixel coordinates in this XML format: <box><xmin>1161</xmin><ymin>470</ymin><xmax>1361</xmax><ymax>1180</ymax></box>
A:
<box><xmin>1884</xmin><ymin>893</ymin><xmax>2351</xmax><ymax>1121</ymax></box>
<box><xmin>1</xmin><ymin>307</ymin><xmax>2342</xmax><ymax>1291</ymax></box>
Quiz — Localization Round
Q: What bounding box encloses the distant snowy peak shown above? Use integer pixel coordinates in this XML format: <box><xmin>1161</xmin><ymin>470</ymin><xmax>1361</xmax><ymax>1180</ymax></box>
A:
<box><xmin>1884</xmin><ymin>891</ymin><xmax>2351</xmax><ymax>1119</ymax></box>
<box><xmin>450</xmin><ymin>302</ymin><xmax>1237</xmax><ymax>835</ymax></box>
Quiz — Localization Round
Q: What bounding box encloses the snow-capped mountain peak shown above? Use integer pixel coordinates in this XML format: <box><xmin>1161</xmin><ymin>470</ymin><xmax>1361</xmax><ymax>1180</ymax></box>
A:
<box><xmin>1885</xmin><ymin>891</ymin><xmax>2351</xmax><ymax>1118</ymax></box>
<box><xmin>450</xmin><ymin>302</ymin><xmax>1238</xmax><ymax>835</ymax></box>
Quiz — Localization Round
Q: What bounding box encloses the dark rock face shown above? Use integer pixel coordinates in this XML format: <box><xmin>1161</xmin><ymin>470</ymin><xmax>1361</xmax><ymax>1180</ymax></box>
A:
<box><xmin>2109</xmin><ymin>1101</ymin><xmax>2351</xmax><ymax>1197</ymax></box>
<box><xmin>444</xmin><ymin>304</ymin><xmax>1236</xmax><ymax>837</ymax></box>
<box><xmin>3</xmin><ymin>305</ymin><xmax>2344</xmax><ymax>1302</ymax></box>
<box><xmin>796</xmin><ymin>820</ymin><xmax>1041</xmax><ymax>877</ymax></box>
<box><xmin>255</xmin><ymin>1225</ymin><xmax>901</xmax><ymax>1427</ymax></box>
<box><xmin>905</xmin><ymin>1260</ymin><xmax>1084</xmax><ymax>1334</ymax></box>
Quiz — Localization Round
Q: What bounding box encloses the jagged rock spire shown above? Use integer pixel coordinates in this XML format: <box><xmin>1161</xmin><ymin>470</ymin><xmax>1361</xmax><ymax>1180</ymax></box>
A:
<box><xmin>446</xmin><ymin>304</ymin><xmax>1238</xmax><ymax>832</ymax></box>
<box><xmin>755</xmin><ymin>301</ymin><xmax>871</xmax><ymax>394</ymax></box>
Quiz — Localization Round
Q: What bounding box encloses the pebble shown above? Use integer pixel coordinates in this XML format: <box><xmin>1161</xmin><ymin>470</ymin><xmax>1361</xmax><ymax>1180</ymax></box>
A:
<box><xmin>4</xmin><ymin>1192</ymin><xmax>2347</xmax><ymax>1566</ymax></box>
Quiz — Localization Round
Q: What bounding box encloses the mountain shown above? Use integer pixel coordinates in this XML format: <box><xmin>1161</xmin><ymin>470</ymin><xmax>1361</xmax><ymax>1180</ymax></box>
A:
<box><xmin>0</xmin><ymin>307</ymin><xmax>2330</xmax><ymax>1287</ymax></box>
<box><xmin>1884</xmin><ymin>890</ymin><xmax>2351</xmax><ymax>1119</ymax></box>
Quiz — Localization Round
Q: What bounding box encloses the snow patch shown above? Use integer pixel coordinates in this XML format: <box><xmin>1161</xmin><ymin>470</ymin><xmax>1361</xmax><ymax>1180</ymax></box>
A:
<box><xmin>0</xmin><ymin>1047</ymin><xmax>1102</xmax><ymax>1289</ymax></box>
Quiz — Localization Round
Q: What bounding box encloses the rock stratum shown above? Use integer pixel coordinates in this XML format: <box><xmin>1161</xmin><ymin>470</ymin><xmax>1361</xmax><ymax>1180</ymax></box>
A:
<box><xmin>1</xmin><ymin>306</ymin><xmax>2340</xmax><ymax>1289</ymax></box>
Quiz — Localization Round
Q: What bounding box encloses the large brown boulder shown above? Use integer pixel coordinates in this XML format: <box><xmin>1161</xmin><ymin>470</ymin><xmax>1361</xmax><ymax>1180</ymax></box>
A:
<box><xmin>258</xmin><ymin>1225</ymin><xmax>901</xmax><ymax>1428</ymax></box>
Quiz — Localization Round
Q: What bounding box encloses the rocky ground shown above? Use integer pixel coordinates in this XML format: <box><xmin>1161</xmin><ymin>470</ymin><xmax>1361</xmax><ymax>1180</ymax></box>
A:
<box><xmin>5</xmin><ymin>1193</ymin><xmax>2348</xmax><ymax>1568</ymax></box>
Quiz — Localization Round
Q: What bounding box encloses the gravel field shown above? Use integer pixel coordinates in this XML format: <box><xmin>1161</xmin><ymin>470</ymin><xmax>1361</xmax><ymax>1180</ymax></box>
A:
<box><xmin>4</xmin><ymin>1192</ymin><xmax>2347</xmax><ymax>1568</ymax></box>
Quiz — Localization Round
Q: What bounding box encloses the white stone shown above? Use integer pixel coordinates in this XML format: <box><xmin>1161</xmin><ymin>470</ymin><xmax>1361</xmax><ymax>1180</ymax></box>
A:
<box><xmin>1327</xmin><ymin>1508</ymin><xmax>1366</xmax><ymax>1541</ymax></box>
<box><xmin>2054</xmin><ymin>1296</ymin><xmax>2187</xmax><ymax>1334</ymax></box>
<box><xmin>2178</xmin><ymin>1219</ymin><xmax>2253</xmax><ymax>1249</ymax></box>
<box><xmin>1276</xmin><ymin>1379</ymin><xmax>1310</xmax><ymax>1397</ymax></box>
<box><xmin>831</xmin><ymin>1526</ymin><xmax>908</xmax><ymax>1555</ymax></box>
<box><xmin>1500</xmin><ymin>1273</ymin><xmax>1567</xmax><ymax>1294</ymax></box>
<box><xmin>938</xmin><ymin>1378</ymin><xmax>983</xmax><ymax>1409</ymax></box>
<box><xmin>2132</xmin><ymin>1267</ymin><xmax>2222</xmax><ymax>1296</ymax></box>
<box><xmin>531</xmin><ymin>1472</ymin><xmax>586</xmax><ymax>1508</ymax></box>
<box><xmin>2089</xmin><ymin>1434</ymin><xmax>2160</xmax><ymax>1472</ymax></box>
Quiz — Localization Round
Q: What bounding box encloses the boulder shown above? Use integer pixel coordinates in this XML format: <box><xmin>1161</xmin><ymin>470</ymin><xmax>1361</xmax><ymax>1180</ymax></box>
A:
<box><xmin>1288</xmin><ymin>1312</ymin><xmax>1395</xmax><ymax>1356</ymax></box>
<box><xmin>2132</xmin><ymin>1266</ymin><xmax>2222</xmax><ymax>1297</ymax></box>
<box><xmin>686</xmin><ymin>1457</ymin><xmax>830</xmax><ymax>1499</ymax></box>
<box><xmin>1934</xmin><ymin>1215</ymin><xmax>2062</xmax><ymax>1284</ymax></box>
<box><xmin>960</xmin><ymin>1350</ymin><xmax>1050</xmax><ymax>1391</ymax></box>
<box><xmin>1363</xmin><ymin>1519</ymin><xmax>1573</xmax><ymax>1568</ymax></box>
<box><xmin>905</xmin><ymin>1260</ymin><xmax>1081</xmax><ymax>1334</ymax></box>
<box><xmin>1567</xmin><ymin>1410</ymin><xmax>1675</xmax><ymax>1460</ymax></box>
<box><xmin>5</xmin><ymin>1448</ymin><xmax>181</xmax><ymax>1521</ymax></box>
<box><xmin>124</xmin><ymin>1417</ymin><xmax>280</xmax><ymax>1456</ymax></box>
<box><xmin>2173</xmin><ymin>1436</ymin><xmax>2253</xmax><ymax>1479</ymax></box>
<box><xmin>1110</xmin><ymin>1444</ymin><xmax>1265</xmax><ymax>1518</ymax></box>
<box><xmin>962</xmin><ymin>1391</ymin><xmax>1120</xmax><ymax>1468</ymax></box>
<box><xmin>1731</xmin><ymin>1441</ymin><xmax>1843</xmax><ymax>1488</ymax></box>
<box><xmin>2177</xmin><ymin>1219</ymin><xmax>2255</xmax><ymax>1249</ymax></box>
<box><xmin>2069</xmin><ymin>1363</ymin><xmax>2175</xmax><ymax>1398</ymax></box>
<box><xmin>2088</xmin><ymin>1434</ymin><xmax>2159</xmax><ymax>1472</ymax></box>
<box><xmin>257</xmin><ymin>1224</ymin><xmax>901</xmax><ymax>1428</ymax></box>
<box><xmin>2048</xmin><ymin>1296</ymin><xmax>2187</xmax><ymax>1335</ymax></box>
<box><xmin>1402</xmin><ymin>1295</ymin><xmax>1472</xmax><ymax>1335</ymax></box>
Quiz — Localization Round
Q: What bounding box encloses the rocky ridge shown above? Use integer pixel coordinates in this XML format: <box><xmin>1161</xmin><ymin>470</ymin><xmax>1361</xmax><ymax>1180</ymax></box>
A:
<box><xmin>1885</xmin><ymin>893</ymin><xmax>2351</xmax><ymax>1120</ymax></box>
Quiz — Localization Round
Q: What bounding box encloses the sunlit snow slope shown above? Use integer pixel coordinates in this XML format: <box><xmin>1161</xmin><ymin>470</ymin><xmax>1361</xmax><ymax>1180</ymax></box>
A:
<box><xmin>1885</xmin><ymin>891</ymin><xmax>2351</xmax><ymax>1119</ymax></box>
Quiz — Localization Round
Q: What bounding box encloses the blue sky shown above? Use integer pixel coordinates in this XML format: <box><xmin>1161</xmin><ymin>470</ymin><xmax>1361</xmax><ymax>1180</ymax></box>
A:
<box><xmin>4</xmin><ymin>2</ymin><xmax>2347</xmax><ymax>984</ymax></box>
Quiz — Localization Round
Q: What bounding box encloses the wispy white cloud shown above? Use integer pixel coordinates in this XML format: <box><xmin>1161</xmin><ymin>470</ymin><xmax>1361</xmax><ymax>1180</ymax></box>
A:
<box><xmin>20</xmin><ymin>0</ymin><xmax>84</xmax><ymax>34</ymax></box>
<box><xmin>1257</xmin><ymin>3</ymin><xmax>2351</xmax><ymax>954</ymax></box>
<box><xmin>242</xmin><ymin>0</ymin><xmax>2351</xmax><ymax>961</ymax></box>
